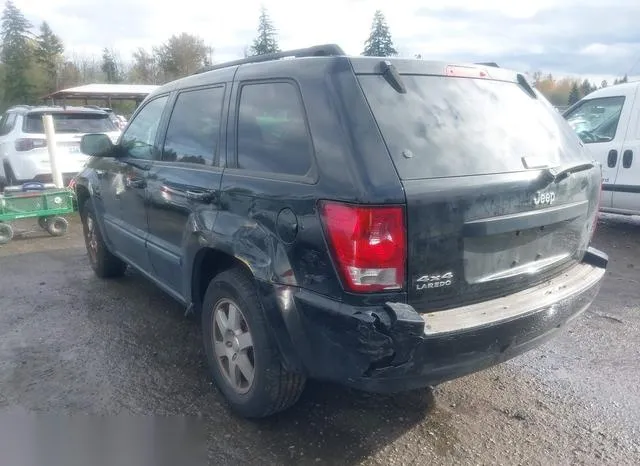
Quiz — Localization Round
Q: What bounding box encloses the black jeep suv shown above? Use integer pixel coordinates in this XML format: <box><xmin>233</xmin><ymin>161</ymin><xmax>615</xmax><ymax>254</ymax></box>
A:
<box><xmin>75</xmin><ymin>45</ymin><xmax>608</xmax><ymax>418</ymax></box>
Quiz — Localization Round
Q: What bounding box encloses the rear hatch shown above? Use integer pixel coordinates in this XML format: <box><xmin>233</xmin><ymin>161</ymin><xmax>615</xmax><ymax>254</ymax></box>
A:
<box><xmin>355</xmin><ymin>61</ymin><xmax>601</xmax><ymax>312</ymax></box>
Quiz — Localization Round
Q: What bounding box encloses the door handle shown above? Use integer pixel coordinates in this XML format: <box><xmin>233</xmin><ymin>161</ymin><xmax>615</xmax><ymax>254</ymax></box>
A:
<box><xmin>622</xmin><ymin>150</ymin><xmax>633</xmax><ymax>168</ymax></box>
<box><xmin>607</xmin><ymin>150</ymin><xmax>618</xmax><ymax>168</ymax></box>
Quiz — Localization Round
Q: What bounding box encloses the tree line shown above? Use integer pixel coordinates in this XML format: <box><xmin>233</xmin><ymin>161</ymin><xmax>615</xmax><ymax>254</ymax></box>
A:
<box><xmin>0</xmin><ymin>1</ymin><xmax>630</xmax><ymax>112</ymax></box>
<box><xmin>533</xmin><ymin>73</ymin><xmax>629</xmax><ymax>108</ymax></box>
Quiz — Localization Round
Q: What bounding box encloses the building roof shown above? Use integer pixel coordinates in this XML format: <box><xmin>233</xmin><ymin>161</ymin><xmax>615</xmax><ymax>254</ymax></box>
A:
<box><xmin>8</xmin><ymin>104</ymin><xmax>111</xmax><ymax>115</ymax></box>
<box><xmin>45</xmin><ymin>84</ymin><xmax>160</xmax><ymax>101</ymax></box>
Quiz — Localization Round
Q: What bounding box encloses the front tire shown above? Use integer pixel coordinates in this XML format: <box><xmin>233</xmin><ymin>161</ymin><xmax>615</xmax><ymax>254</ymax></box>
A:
<box><xmin>81</xmin><ymin>202</ymin><xmax>126</xmax><ymax>278</ymax></box>
<box><xmin>202</xmin><ymin>267</ymin><xmax>306</xmax><ymax>418</ymax></box>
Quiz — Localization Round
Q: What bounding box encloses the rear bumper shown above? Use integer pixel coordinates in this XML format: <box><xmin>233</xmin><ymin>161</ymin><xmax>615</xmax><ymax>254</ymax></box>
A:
<box><xmin>7</xmin><ymin>151</ymin><xmax>85</xmax><ymax>183</ymax></box>
<box><xmin>32</xmin><ymin>173</ymin><xmax>77</xmax><ymax>187</ymax></box>
<box><xmin>265</xmin><ymin>248</ymin><xmax>607</xmax><ymax>393</ymax></box>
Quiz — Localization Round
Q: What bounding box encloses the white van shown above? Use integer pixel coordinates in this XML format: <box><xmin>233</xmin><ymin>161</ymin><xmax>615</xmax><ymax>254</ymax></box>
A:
<box><xmin>564</xmin><ymin>81</ymin><xmax>640</xmax><ymax>215</ymax></box>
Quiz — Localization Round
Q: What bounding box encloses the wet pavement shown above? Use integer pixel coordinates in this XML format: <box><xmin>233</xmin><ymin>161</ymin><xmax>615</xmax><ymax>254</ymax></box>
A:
<box><xmin>0</xmin><ymin>214</ymin><xmax>639</xmax><ymax>465</ymax></box>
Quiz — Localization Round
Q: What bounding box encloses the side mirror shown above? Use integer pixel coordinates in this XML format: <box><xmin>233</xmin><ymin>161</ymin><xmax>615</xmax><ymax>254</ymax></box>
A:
<box><xmin>80</xmin><ymin>133</ymin><xmax>115</xmax><ymax>157</ymax></box>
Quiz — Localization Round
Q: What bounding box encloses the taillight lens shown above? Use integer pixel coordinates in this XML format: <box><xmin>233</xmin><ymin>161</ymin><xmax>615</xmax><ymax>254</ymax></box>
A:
<box><xmin>445</xmin><ymin>65</ymin><xmax>491</xmax><ymax>79</ymax></box>
<box><xmin>15</xmin><ymin>138</ymin><xmax>47</xmax><ymax>152</ymax></box>
<box><xmin>319</xmin><ymin>201</ymin><xmax>406</xmax><ymax>293</ymax></box>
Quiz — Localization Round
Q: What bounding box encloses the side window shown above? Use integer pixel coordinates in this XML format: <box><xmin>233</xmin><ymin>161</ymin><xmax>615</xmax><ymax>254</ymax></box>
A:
<box><xmin>120</xmin><ymin>96</ymin><xmax>168</xmax><ymax>160</ymax></box>
<box><xmin>0</xmin><ymin>112</ymin><xmax>17</xmax><ymax>136</ymax></box>
<box><xmin>236</xmin><ymin>82</ymin><xmax>313</xmax><ymax>176</ymax></box>
<box><xmin>0</xmin><ymin>113</ymin><xmax>8</xmax><ymax>136</ymax></box>
<box><xmin>564</xmin><ymin>96</ymin><xmax>625</xmax><ymax>144</ymax></box>
<box><xmin>162</xmin><ymin>86</ymin><xmax>225</xmax><ymax>165</ymax></box>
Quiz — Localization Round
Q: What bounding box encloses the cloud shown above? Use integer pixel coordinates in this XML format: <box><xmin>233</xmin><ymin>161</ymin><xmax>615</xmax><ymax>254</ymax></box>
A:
<box><xmin>12</xmin><ymin>0</ymin><xmax>640</xmax><ymax>78</ymax></box>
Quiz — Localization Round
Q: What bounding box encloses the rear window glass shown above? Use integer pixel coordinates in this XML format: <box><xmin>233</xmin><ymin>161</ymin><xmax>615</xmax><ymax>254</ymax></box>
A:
<box><xmin>24</xmin><ymin>112</ymin><xmax>117</xmax><ymax>134</ymax></box>
<box><xmin>358</xmin><ymin>75</ymin><xmax>585</xmax><ymax>180</ymax></box>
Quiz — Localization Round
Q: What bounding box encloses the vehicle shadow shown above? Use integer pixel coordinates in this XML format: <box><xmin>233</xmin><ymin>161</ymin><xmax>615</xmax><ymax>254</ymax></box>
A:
<box><xmin>103</xmin><ymin>270</ymin><xmax>446</xmax><ymax>465</ymax></box>
<box><xmin>245</xmin><ymin>381</ymin><xmax>438</xmax><ymax>465</ymax></box>
<box><xmin>1</xmin><ymin>246</ymin><xmax>452</xmax><ymax>465</ymax></box>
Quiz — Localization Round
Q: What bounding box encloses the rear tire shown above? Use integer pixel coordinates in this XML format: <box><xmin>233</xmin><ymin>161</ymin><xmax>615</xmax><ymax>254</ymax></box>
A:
<box><xmin>81</xmin><ymin>202</ymin><xmax>126</xmax><ymax>278</ymax></box>
<box><xmin>202</xmin><ymin>267</ymin><xmax>306</xmax><ymax>418</ymax></box>
<box><xmin>0</xmin><ymin>223</ymin><xmax>13</xmax><ymax>244</ymax></box>
<box><xmin>46</xmin><ymin>216</ymin><xmax>68</xmax><ymax>237</ymax></box>
<box><xmin>38</xmin><ymin>216</ymin><xmax>50</xmax><ymax>230</ymax></box>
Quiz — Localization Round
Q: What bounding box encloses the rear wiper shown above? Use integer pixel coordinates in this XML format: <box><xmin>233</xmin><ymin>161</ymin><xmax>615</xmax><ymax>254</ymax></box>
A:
<box><xmin>543</xmin><ymin>161</ymin><xmax>595</xmax><ymax>183</ymax></box>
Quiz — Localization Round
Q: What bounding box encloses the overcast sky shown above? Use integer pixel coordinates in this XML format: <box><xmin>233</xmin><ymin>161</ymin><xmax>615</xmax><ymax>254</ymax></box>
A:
<box><xmin>14</xmin><ymin>0</ymin><xmax>640</xmax><ymax>82</ymax></box>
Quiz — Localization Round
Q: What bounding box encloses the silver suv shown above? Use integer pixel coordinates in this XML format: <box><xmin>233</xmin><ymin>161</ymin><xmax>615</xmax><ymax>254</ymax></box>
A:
<box><xmin>0</xmin><ymin>105</ymin><xmax>121</xmax><ymax>189</ymax></box>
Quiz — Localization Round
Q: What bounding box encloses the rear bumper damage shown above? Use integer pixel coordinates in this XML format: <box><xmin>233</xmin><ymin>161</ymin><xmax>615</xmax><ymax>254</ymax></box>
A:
<box><xmin>266</xmin><ymin>248</ymin><xmax>607</xmax><ymax>393</ymax></box>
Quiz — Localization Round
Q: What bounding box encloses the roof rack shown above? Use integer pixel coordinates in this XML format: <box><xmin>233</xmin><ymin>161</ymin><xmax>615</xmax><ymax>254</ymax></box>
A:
<box><xmin>195</xmin><ymin>44</ymin><xmax>346</xmax><ymax>75</ymax></box>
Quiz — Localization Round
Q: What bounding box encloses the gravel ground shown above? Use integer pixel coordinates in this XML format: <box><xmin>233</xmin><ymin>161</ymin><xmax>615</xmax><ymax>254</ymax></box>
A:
<box><xmin>0</xmin><ymin>214</ymin><xmax>638</xmax><ymax>465</ymax></box>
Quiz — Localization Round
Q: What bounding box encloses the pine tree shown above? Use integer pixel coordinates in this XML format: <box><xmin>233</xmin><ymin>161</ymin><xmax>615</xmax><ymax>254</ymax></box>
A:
<box><xmin>250</xmin><ymin>6</ymin><xmax>280</xmax><ymax>56</ymax></box>
<box><xmin>568</xmin><ymin>82</ymin><xmax>580</xmax><ymax>105</ymax></box>
<box><xmin>1</xmin><ymin>0</ymin><xmax>34</xmax><ymax>104</ymax></box>
<box><xmin>35</xmin><ymin>21</ymin><xmax>64</xmax><ymax>94</ymax></box>
<box><xmin>579</xmin><ymin>79</ymin><xmax>593</xmax><ymax>98</ymax></box>
<box><xmin>363</xmin><ymin>10</ymin><xmax>398</xmax><ymax>57</ymax></box>
<box><xmin>614</xmin><ymin>74</ymin><xmax>628</xmax><ymax>85</ymax></box>
<box><xmin>101</xmin><ymin>48</ymin><xmax>120</xmax><ymax>83</ymax></box>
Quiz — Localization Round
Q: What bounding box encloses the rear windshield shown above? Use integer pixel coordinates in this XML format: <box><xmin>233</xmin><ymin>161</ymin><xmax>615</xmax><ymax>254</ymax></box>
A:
<box><xmin>24</xmin><ymin>112</ymin><xmax>117</xmax><ymax>134</ymax></box>
<box><xmin>358</xmin><ymin>75</ymin><xmax>585</xmax><ymax>179</ymax></box>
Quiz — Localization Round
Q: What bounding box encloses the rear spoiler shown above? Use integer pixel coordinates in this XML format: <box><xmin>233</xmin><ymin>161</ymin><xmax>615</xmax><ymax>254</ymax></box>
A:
<box><xmin>475</xmin><ymin>62</ymin><xmax>500</xmax><ymax>68</ymax></box>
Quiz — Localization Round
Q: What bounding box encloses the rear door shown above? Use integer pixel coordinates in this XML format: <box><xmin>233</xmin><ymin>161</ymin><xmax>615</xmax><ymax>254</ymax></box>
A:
<box><xmin>357</xmin><ymin>65</ymin><xmax>601</xmax><ymax>311</ymax></box>
<box><xmin>611</xmin><ymin>85</ymin><xmax>640</xmax><ymax>214</ymax></box>
<box><xmin>146</xmin><ymin>84</ymin><xmax>228</xmax><ymax>297</ymax></box>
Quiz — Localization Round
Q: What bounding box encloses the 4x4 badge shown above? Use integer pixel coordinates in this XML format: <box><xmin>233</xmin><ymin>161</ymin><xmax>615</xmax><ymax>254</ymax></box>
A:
<box><xmin>416</xmin><ymin>272</ymin><xmax>454</xmax><ymax>290</ymax></box>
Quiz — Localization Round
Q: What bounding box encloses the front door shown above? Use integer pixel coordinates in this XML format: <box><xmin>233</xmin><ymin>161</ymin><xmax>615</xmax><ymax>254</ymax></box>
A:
<box><xmin>564</xmin><ymin>93</ymin><xmax>632</xmax><ymax>210</ymax></box>
<box><xmin>108</xmin><ymin>95</ymin><xmax>169</xmax><ymax>271</ymax></box>
<box><xmin>146</xmin><ymin>85</ymin><xmax>227</xmax><ymax>296</ymax></box>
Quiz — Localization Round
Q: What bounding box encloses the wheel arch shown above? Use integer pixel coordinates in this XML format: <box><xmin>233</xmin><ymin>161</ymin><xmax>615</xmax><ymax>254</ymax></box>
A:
<box><xmin>190</xmin><ymin>246</ymin><xmax>305</xmax><ymax>374</ymax></box>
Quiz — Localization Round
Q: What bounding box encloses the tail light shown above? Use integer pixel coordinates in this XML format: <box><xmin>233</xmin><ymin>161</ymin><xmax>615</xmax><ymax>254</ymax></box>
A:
<box><xmin>445</xmin><ymin>65</ymin><xmax>491</xmax><ymax>79</ymax></box>
<box><xmin>15</xmin><ymin>138</ymin><xmax>47</xmax><ymax>152</ymax></box>
<box><xmin>319</xmin><ymin>201</ymin><xmax>406</xmax><ymax>293</ymax></box>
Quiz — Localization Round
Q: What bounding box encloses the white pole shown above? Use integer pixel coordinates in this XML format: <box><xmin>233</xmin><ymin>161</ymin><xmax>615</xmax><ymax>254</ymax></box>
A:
<box><xmin>42</xmin><ymin>114</ymin><xmax>63</xmax><ymax>188</ymax></box>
